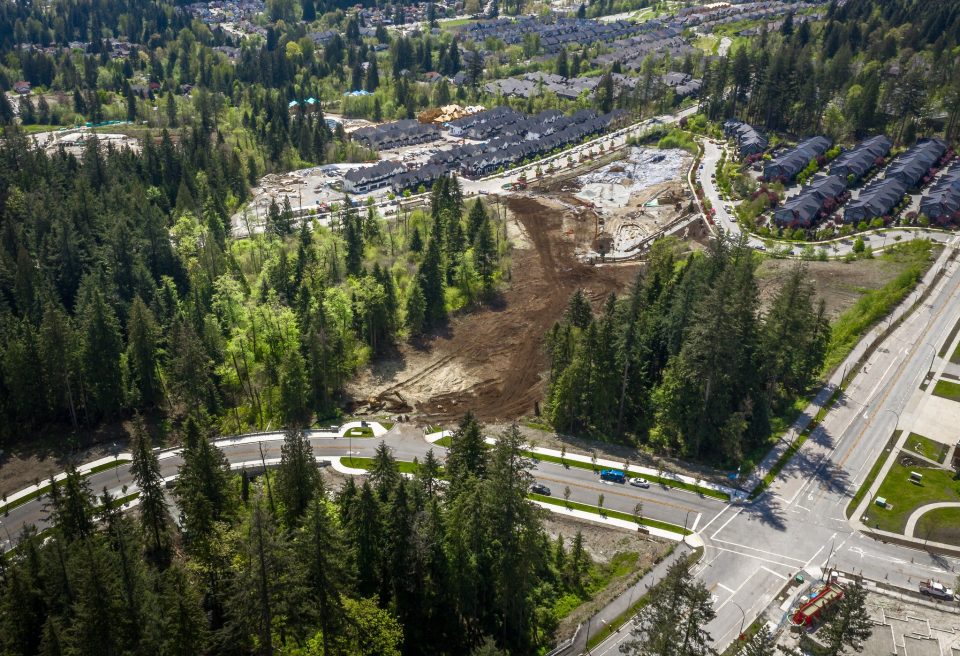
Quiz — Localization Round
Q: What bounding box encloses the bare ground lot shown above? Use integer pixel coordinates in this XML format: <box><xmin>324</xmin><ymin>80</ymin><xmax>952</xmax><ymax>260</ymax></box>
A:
<box><xmin>757</xmin><ymin>255</ymin><xmax>931</xmax><ymax>320</ymax></box>
<box><xmin>348</xmin><ymin>194</ymin><xmax>643</xmax><ymax>423</ymax></box>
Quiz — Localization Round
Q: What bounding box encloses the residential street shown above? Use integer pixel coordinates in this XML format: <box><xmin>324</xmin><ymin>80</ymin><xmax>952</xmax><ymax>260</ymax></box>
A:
<box><xmin>698</xmin><ymin>139</ymin><xmax>957</xmax><ymax>256</ymax></box>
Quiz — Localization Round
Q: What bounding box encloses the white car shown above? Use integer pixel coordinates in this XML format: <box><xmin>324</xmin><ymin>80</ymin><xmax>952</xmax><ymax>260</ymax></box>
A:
<box><xmin>629</xmin><ymin>478</ymin><xmax>651</xmax><ymax>489</ymax></box>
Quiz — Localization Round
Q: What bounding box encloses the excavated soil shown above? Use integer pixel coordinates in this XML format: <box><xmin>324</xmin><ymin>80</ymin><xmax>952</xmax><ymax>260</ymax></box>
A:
<box><xmin>348</xmin><ymin>194</ymin><xmax>641</xmax><ymax>423</ymax></box>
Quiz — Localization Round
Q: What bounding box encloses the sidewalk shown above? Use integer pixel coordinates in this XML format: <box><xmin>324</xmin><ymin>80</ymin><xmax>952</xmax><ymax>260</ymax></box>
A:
<box><xmin>560</xmin><ymin>543</ymin><xmax>695</xmax><ymax>656</ymax></box>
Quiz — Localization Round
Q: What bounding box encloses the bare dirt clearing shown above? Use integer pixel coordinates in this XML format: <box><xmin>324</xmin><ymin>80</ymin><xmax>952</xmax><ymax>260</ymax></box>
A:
<box><xmin>348</xmin><ymin>194</ymin><xmax>641</xmax><ymax>423</ymax></box>
<box><xmin>757</xmin><ymin>255</ymin><xmax>936</xmax><ymax>319</ymax></box>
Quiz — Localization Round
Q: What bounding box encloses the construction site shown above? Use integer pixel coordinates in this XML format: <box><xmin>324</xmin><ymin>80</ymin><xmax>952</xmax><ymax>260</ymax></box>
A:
<box><xmin>349</xmin><ymin>145</ymin><xmax>706</xmax><ymax>423</ymax></box>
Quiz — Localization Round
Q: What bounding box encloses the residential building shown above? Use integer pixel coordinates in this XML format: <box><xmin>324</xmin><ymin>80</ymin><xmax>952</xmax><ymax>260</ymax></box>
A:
<box><xmin>763</xmin><ymin>135</ymin><xmax>832</xmax><ymax>181</ymax></box>
<box><xmin>829</xmin><ymin>135</ymin><xmax>893</xmax><ymax>181</ymax></box>
<box><xmin>884</xmin><ymin>138</ymin><xmax>948</xmax><ymax>188</ymax></box>
<box><xmin>723</xmin><ymin>119</ymin><xmax>768</xmax><ymax>157</ymax></box>
<box><xmin>351</xmin><ymin>119</ymin><xmax>440</xmax><ymax>151</ymax></box>
<box><xmin>920</xmin><ymin>164</ymin><xmax>960</xmax><ymax>224</ymax></box>
<box><xmin>843</xmin><ymin>177</ymin><xmax>908</xmax><ymax>224</ymax></box>
<box><xmin>773</xmin><ymin>174</ymin><xmax>846</xmax><ymax>227</ymax></box>
<box><xmin>343</xmin><ymin>161</ymin><xmax>406</xmax><ymax>193</ymax></box>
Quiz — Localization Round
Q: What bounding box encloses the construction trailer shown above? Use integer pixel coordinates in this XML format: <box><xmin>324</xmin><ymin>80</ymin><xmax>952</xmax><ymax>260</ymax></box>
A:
<box><xmin>791</xmin><ymin>583</ymin><xmax>844</xmax><ymax>627</ymax></box>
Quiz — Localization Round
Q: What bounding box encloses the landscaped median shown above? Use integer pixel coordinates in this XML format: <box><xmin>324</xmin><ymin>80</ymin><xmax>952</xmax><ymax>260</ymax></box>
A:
<box><xmin>529</xmin><ymin>493</ymin><xmax>692</xmax><ymax>537</ymax></box>
<box><xmin>525</xmin><ymin>451</ymin><xmax>732</xmax><ymax>501</ymax></box>
<box><xmin>1</xmin><ymin>457</ymin><xmax>132</xmax><ymax>516</ymax></box>
<box><xmin>425</xmin><ymin>429</ymin><xmax>732</xmax><ymax>500</ymax></box>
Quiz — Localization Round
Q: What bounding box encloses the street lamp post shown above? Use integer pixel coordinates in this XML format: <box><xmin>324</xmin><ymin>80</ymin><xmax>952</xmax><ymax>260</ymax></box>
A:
<box><xmin>683</xmin><ymin>509</ymin><xmax>693</xmax><ymax>533</ymax></box>
<box><xmin>731</xmin><ymin>601</ymin><xmax>747</xmax><ymax>641</ymax></box>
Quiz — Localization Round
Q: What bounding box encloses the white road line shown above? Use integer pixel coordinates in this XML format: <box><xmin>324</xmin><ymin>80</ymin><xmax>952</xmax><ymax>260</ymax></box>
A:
<box><xmin>691</xmin><ymin>512</ymin><xmax>702</xmax><ymax>532</ymax></box>
<box><xmin>697</xmin><ymin>504</ymin><xmax>732</xmax><ymax>535</ymax></box>
<box><xmin>710</xmin><ymin>538</ymin><xmax>807</xmax><ymax>564</ymax></box>
<box><xmin>761</xmin><ymin>566</ymin><xmax>789</xmax><ymax>580</ymax></box>
<box><xmin>715</xmin><ymin>569</ymin><xmax>759</xmax><ymax>612</ymax></box>
<box><xmin>710</xmin><ymin>506</ymin><xmax>743</xmax><ymax>540</ymax></box>
<box><xmin>804</xmin><ymin>544</ymin><xmax>826</xmax><ymax>569</ymax></box>
<box><xmin>716</xmin><ymin>582</ymin><xmax>736</xmax><ymax>593</ymax></box>
<box><xmin>705</xmin><ymin>545</ymin><xmax>800</xmax><ymax>569</ymax></box>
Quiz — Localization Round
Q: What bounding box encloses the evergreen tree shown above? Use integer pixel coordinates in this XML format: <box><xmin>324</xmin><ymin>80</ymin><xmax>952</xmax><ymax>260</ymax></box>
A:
<box><xmin>130</xmin><ymin>417</ymin><xmax>171</xmax><ymax>567</ymax></box>
<box><xmin>276</xmin><ymin>427</ymin><xmax>321</xmax><ymax>524</ymax></box>
<box><xmin>297</xmin><ymin>494</ymin><xmax>349</xmax><ymax>656</ymax></box>
<box><xmin>175</xmin><ymin>417</ymin><xmax>233</xmax><ymax>556</ymax></box>
<box><xmin>126</xmin><ymin>296</ymin><xmax>161</xmax><ymax>408</ymax></box>
<box><xmin>417</xmin><ymin>237</ymin><xmax>446</xmax><ymax>328</ymax></box>
<box><xmin>821</xmin><ymin>581</ymin><xmax>873</xmax><ymax>656</ymax></box>
<box><xmin>406</xmin><ymin>280</ymin><xmax>427</xmax><ymax>336</ymax></box>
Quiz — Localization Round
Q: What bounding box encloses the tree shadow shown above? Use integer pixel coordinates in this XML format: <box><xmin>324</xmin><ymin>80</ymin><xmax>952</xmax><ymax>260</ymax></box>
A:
<box><xmin>742</xmin><ymin>493</ymin><xmax>787</xmax><ymax>531</ymax></box>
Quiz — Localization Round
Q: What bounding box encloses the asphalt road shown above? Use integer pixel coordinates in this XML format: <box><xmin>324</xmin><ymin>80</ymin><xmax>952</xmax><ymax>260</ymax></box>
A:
<box><xmin>0</xmin><ymin>426</ymin><xmax>727</xmax><ymax>552</ymax></box>
<box><xmin>595</xmin><ymin>244</ymin><xmax>960</xmax><ymax>655</ymax></box>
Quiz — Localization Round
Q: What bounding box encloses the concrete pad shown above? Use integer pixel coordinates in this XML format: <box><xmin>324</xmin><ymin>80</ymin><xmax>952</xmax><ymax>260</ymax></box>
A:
<box><xmin>906</xmin><ymin>395</ymin><xmax>960</xmax><ymax>444</ymax></box>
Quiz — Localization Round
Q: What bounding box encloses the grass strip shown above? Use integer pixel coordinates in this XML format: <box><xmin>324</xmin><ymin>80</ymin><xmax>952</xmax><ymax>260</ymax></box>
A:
<box><xmin>341</xmin><ymin>456</ymin><xmax>422</xmax><ymax>475</ymax></box>
<box><xmin>933</xmin><ymin>380</ymin><xmax>960</xmax><ymax>402</ymax></box>
<box><xmin>344</xmin><ymin>427</ymin><xmax>375</xmax><ymax>438</ymax></box>
<box><xmin>940</xmin><ymin>318</ymin><xmax>960</xmax><ymax>358</ymax></box>
<box><xmin>433</xmin><ymin>435</ymin><xmax>452</xmax><ymax>447</ymax></box>
<box><xmin>903</xmin><ymin>432</ymin><xmax>948</xmax><ymax>464</ymax></box>
<box><xmin>527</xmin><ymin>451</ymin><xmax>728</xmax><ymax>500</ymax></box>
<box><xmin>529</xmin><ymin>493</ymin><xmax>692</xmax><ymax>535</ymax></box>
<box><xmin>585</xmin><ymin>546</ymin><xmax>702</xmax><ymax>650</ymax></box>
<box><xmin>845</xmin><ymin>430</ymin><xmax>901</xmax><ymax>519</ymax></box>
<box><xmin>1</xmin><ymin>459</ymin><xmax>131</xmax><ymax>515</ymax></box>
<box><xmin>823</xmin><ymin>241</ymin><xmax>934</xmax><ymax>373</ymax></box>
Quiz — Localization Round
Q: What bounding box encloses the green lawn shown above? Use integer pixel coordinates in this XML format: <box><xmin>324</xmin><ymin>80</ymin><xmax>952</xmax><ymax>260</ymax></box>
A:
<box><xmin>904</xmin><ymin>433</ymin><xmax>948</xmax><ymax>464</ymax></box>
<box><xmin>526</xmin><ymin>451</ymin><xmax>727</xmax><ymax>500</ymax></box>
<box><xmin>529</xmin><ymin>493</ymin><xmax>691</xmax><ymax>535</ymax></box>
<box><xmin>846</xmin><ymin>431</ymin><xmax>900</xmax><ymax>518</ymax></box>
<box><xmin>341</xmin><ymin>457</ymin><xmax>422</xmax><ymax>475</ymax></box>
<box><xmin>914</xmin><ymin>507</ymin><xmax>960</xmax><ymax>545</ymax></box>
<box><xmin>433</xmin><ymin>435</ymin><xmax>452</xmax><ymax>447</ymax></box>
<box><xmin>951</xmin><ymin>342</ymin><xmax>960</xmax><ymax>364</ymax></box>
<box><xmin>933</xmin><ymin>380</ymin><xmax>960</xmax><ymax>402</ymax></box>
<box><xmin>344</xmin><ymin>427</ymin><xmax>375</xmax><ymax>437</ymax></box>
<box><xmin>862</xmin><ymin>461</ymin><xmax>960</xmax><ymax>534</ymax></box>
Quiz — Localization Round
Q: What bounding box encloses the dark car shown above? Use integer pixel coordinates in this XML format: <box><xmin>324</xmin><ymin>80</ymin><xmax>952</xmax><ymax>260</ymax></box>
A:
<box><xmin>530</xmin><ymin>483</ymin><xmax>551</xmax><ymax>496</ymax></box>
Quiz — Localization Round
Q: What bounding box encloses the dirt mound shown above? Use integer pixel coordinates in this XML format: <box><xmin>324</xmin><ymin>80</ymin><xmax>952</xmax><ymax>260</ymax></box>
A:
<box><xmin>349</xmin><ymin>195</ymin><xmax>640</xmax><ymax>423</ymax></box>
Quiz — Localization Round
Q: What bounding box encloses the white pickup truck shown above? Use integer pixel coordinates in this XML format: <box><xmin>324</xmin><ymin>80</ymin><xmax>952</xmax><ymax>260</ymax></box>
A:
<box><xmin>919</xmin><ymin>580</ymin><xmax>954</xmax><ymax>601</ymax></box>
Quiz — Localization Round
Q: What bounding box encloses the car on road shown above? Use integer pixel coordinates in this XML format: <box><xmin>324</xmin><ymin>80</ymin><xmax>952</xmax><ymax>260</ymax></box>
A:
<box><xmin>920</xmin><ymin>580</ymin><xmax>954</xmax><ymax>600</ymax></box>
<box><xmin>600</xmin><ymin>469</ymin><xmax>626</xmax><ymax>483</ymax></box>
<box><xmin>530</xmin><ymin>483</ymin><xmax>551</xmax><ymax>496</ymax></box>
<box><xmin>629</xmin><ymin>477</ymin><xmax>651</xmax><ymax>488</ymax></box>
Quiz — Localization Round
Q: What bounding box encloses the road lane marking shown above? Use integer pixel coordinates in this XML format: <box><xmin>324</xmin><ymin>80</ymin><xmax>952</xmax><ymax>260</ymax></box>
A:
<box><xmin>716</xmin><ymin>583</ymin><xmax>735</xmax><ymax>593</ymax></box>
<box><xmin>710</xmin><ymin>506</ymin><xmax>743</xmax><ymax>539</ymax></box>
<box><xmin>691</xmin><ymin>512</ymin><xmax>702</xmax><ymax>532</ymax></box>
<box><xmin>534</xmin><ymin>473</ymin><xmax>704</xmax><ymax>515</ymax></box>
<box><xmin>761</xmin><ymin>566</ymin><xmax>789</xmax><ymax>580</ymax></box>
<box><xmin>710</xmin><ymin>538</ymin><xmax>807</xmax><ymax>564</ymax></box>
<box><xmin>705</xmin><ymin>545</ymin><xmax>799</xmax><ymax>569</ymax></box>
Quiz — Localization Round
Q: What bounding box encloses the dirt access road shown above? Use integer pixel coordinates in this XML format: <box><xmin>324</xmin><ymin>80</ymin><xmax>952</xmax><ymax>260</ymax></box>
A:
<box><xmin>350</xmin><ymin>194</ymin><xmax>641</xmax><ymax>424</ymax></box>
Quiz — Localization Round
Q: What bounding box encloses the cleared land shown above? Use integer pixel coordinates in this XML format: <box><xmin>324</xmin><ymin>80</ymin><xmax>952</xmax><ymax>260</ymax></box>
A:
<box><xmin>349</xmin><ymin>193</ymin><xmax>642</xmax><ymax>423</ymax></box>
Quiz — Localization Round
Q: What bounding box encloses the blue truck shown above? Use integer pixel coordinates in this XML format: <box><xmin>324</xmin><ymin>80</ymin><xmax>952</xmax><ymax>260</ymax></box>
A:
<box><xmin>600</xmin><ymin>469</ymin><xmax>626</xmax><ymax>484</ymax></box>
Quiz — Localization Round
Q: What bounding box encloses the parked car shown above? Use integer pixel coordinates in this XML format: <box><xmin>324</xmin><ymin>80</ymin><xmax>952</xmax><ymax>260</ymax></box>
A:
<box><xmin>920</xmin><ymin>581</ymin><xmax>954</xmax><ymax>600</ymax></box>
<box><xmin>629</xmin><ymin>478</ymin><xmax>651</xmax><ymax>489</ymax></box>
<box><xmin>530</xmin><ymin>483</ymin><xmax>551</xmax><ymax>496</ymax></box>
